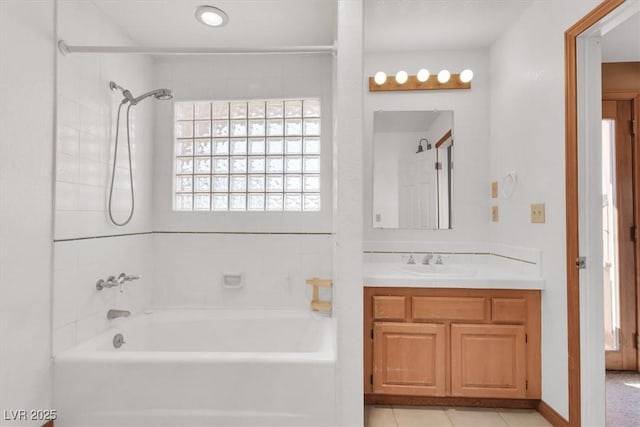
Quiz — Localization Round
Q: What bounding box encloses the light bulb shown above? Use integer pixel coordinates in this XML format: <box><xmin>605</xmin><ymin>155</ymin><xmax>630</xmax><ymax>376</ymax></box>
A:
<box><xmin>460</xmin><ymin>69</ymin><xmax>474</xmax><ymax>83</ymax></box>
<box><xmin>416</xmin><ymin>69</ymin><xmax>430</xmax><ymax>82</ymax></box>
<box><xmin>374</xmin><ymin>71</ymin><xmax>387</xmax><ymax>86</ymax></box>
<box><xmin>395</xmin><ymin>70</ymin><xmax>408</xmax><ymax>84</ymax></box>
<box><xmin>437</xmin><ymin>70</ymin><xmax>451</xmax><ymax>84</ymax></box>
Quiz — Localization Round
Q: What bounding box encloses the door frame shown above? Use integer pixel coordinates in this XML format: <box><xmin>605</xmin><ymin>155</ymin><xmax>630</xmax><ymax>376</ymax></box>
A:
<box><xmin>565</xmin><ymin>0</ymin><xmax>639</xmax><ymax>425</ymax></box>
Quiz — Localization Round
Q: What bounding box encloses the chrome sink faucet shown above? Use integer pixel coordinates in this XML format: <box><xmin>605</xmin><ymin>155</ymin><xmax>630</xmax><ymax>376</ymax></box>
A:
<box><xmin>107</xmin><ymin>309</ymin><xmax>131</xmax><ymax>320</ymax></box>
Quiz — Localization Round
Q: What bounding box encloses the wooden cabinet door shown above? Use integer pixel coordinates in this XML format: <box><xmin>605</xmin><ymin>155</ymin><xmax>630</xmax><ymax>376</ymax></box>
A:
<box><xmin>451</xmin><ymin>324</ymin><xmax>526</xmax><ymax>398</ymax></box>
<box><xmin>373</xmin><ymin>322</ymin><xmax>446</xmax><ymax>396</ymax></box>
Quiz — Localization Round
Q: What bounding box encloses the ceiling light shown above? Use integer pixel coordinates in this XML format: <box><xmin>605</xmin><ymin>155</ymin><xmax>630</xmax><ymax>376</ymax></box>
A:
<box><xmin>195</xmin><ymin>6</ymin><xmax>229</xmax><ymax>27</ymax></box>
<box><xmin>460</xmin><ymin>69</ymin><xmax>474</xmax><ymax>83</ymax></box>
<box><xmin>374</xmin><ymin>71</ymin><xmax>387</xmax><ymax>86</ymax></box>
<box><xmin>437</xmin><ymin>70</ymin><xmax>451</xmax><ymax>84</ymax></box>
<box><xmin>395</xmin><ymin>70</ymin><xmax>408</xmax><ymax>84</ymax></box>
<box><xmin>416</xmin><ymin>69</ymin><xmax>430</xmax><ymax>82</ymax></box>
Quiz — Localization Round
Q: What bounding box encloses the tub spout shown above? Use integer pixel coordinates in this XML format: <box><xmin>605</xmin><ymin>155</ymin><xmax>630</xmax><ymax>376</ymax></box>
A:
<box><xmin>107</xmin><ymin>309</ymin><xmax>131</xmax><ymax>320</ymax></box>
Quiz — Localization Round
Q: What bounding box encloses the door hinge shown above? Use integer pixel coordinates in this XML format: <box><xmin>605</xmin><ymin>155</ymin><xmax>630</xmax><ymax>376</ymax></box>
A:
<box><xmin>371</xmin><ymin>329</ymin><xmax>374</xmax><ymax>340</ymax></box>
<box><xmin>632</xmin><ymin>225</ymin><xmax>638</xmax><ymax>242</ymax></box>
<box><xmin>635</xmin><ymin>333</ymin><xmax>639</xmax><ymax>349</ymax></box>
<box><xmin>631</xmin><ymin>119</ymin><xmax>637</xmax><ymax>136</ymax></box>
<box><xmin>576</xmin><ymin>256</ymin><xmax>587</xmax><ymax>269</ymax></box>
<box><xmin>435</xmin><ymin>162</ymin><xmax>442</xmax><ymax>170</ymax></box>
<box><xmin>370</xmin><ymin>374</ymin><xmax>373</xmax><ymax>385</ymax></box>
<box><xmin>525</xmin><ymin>334</ymin><xmax>528</xmax><ymax>344</ymax></box>
<box><xmin>526</xmin><ymin>380</ymin><xmax>528</xmax><ymax>390</ymax></box>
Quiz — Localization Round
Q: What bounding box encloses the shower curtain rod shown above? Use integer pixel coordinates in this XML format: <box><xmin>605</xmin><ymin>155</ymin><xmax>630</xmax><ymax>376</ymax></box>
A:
<box><xmin>58</xmin><ymin>40</ymin><xmax>336</xmax><ymax>55</ymax></box>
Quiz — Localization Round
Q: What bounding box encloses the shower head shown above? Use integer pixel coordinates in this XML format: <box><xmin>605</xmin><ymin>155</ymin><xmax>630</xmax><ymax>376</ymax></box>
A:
<box><xmin>131</xmin><ymin>88</ymin><xmax>174</xmax><ymax>105</ymax></box>
<box><xmin>153</xmin><ymin>89</ymin><xmax>173</xmax><ymax>101</ymax></box>
<box><xmin>109</xmin><ymin>81</ymin><xmax>173</xmax><ymax>105</ymax></box>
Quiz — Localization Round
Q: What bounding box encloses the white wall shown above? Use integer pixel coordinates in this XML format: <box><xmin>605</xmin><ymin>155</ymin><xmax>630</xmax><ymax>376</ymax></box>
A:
<box><xmin>364</xmin><ymin>49</ymin><xmax>491</xmax><ymax>243</ymax></box>
<box><xmin>150</xmin><ymin>55</ymin><xmax>334</xmax><ymax>310</ymax></box>
<box><xmin>334</xmin><ymin>0</ymin><xmax>364</xmax><ymax>424</ymax></box>
<box><xmin>0</xmin><ymin>1</ymin><xmax>54</xmax><ymax>424</ymax></box>
<box><xmin>489</xmin><ymin>0</ymin><xmax>601</xmax><ymax>418</ymax></box>
<box><xmin>52</xmin><ymin>1</ymin><xmax>154</xmax><ymax>354</ymax></box>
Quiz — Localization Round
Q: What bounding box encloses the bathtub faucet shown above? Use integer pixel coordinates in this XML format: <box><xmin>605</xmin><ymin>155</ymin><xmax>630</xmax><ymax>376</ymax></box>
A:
<box><xmin>107</xmin><ymin>309</ymin><xmax>131</xmax><ymax>320</ymax></box>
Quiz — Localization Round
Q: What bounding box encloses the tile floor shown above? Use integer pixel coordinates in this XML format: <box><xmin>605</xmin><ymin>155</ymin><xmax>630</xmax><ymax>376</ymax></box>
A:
<box><xmin>365</xmin><ymin>406</ymin><xmax>552</xmax><ymax>427</ymax></box>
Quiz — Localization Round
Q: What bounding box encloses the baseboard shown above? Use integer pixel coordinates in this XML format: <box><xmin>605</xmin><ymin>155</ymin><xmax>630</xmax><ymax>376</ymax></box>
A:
<box><xmin>364</xmin><ymin>393</ymin><xmax>538</xmax><ymax>409</ymax></box>
<box><xmin>537</xmin><ymin>400</ymin><xmax>569</xmax><ymax>427</ymax></box>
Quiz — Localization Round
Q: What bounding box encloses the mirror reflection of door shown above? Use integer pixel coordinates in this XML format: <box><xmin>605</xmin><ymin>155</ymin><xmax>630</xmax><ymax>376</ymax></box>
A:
<box><xmin>398</xmin><ymin>142</ymin><xmax>437</xmax><ymax>228</ymax></box>
<box><xmin>601</xmin><ymin>62</ymin><xmax>639</xmax><ymax>370</ymax></box>
<box><xmin>373</xmin><ymin>110</ymin><xmax>453</xmax><ymax>230</ymax></box>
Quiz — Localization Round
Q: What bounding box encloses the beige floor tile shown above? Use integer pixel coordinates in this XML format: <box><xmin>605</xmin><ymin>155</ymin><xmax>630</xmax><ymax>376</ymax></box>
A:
<box><xmin>498</xmin><ymin>409</ymin><xmax>552</xmax><ymax>427</ymax></box>
<box><xmin>366</xmin><ymin>405</ymin><xmax>398</xmax><ymax>427</ymax></box>
<box><xmin>445</xmin><ymin>408</ymin><xmax>509</xmax><ymax>427</ymax></box>
<box><xmin>393</xmin><ymin>406</ymin><xmax>453</xmax><ymax>427</ymax></box>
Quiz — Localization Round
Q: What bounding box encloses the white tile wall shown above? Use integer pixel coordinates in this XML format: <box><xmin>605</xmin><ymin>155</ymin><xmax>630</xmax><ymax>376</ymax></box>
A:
<box><xmin>52</xmin><ymin>1</ymin><xmax>155</xmax><ymax>354</ymax></box>
<box><xmin>152</xmin><ymin>234</ymin><xmax>332</xmax><ymax>310</ymax></box>
<box><xmin>54</xmin><ymin>51</ymin><xmax>155</xmax><ymax>239</ymax></box>
<box><xmin>52</xmin><ymin>235</ymin><xmax>153</xmax><ymax>355</ymax></box>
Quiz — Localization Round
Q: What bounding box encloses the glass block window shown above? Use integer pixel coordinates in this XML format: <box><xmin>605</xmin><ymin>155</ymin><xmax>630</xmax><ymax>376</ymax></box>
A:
<box><xmin>174</xmin><ymin>98</ymin><xmax>321</xmax><ymax>211</ymax></box>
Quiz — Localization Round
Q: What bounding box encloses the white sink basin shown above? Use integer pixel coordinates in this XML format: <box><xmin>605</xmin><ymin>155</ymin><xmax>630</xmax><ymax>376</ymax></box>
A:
<box><xmin>395</xmin><ymin>264</ymin><xmax>476</xmax><ymax>277</ymax></box>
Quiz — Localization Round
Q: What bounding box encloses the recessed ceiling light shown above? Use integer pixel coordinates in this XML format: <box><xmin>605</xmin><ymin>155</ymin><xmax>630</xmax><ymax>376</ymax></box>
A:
<box><xmin>195</xmin><ymin>6</ymin><xmax>228</xmax><ymax>27</ymax></box>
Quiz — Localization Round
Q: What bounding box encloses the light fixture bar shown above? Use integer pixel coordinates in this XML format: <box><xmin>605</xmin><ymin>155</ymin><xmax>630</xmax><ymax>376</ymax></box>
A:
<box><xmin>369</xmin><ymin>74</ymin><xmax>471</xmax><ymax>92</ymax></box>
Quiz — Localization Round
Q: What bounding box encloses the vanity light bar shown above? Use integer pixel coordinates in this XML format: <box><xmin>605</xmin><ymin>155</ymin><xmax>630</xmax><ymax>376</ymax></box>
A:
<box><xmin>369</xmin><ymin>69</ymin><xmax>473</xmax><ymax>92</ymax></box>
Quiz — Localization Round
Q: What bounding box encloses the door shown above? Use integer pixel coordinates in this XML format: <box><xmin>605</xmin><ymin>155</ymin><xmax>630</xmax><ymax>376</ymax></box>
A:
<box><xmin>450</xmin><ymin>323</ymin><xmax>527</xmax><ymax>398</ymax></box>
<box><xmin>372</xmin><ymin>322</ymin><xmax>446</xmax><ymax>396</ymax></box>
<box><xmin>603</xmin><ymin>99</ymin><xmax>638</xmax><ymax>371</ymax></box>
<box><xmin>398</xmin><ymin>150</ymin><xmax>437</xmax><ymax>228</ymax></box>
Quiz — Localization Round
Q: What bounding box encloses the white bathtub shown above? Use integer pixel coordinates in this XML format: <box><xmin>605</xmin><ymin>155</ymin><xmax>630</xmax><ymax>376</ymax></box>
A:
<box><xmin>54</xmin><ymin>309</ymin><xmax>336</xmax><ymax>427</ymax></box>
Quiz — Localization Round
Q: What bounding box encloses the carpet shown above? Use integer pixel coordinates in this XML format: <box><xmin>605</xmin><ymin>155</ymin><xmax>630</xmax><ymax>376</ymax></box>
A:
<box><xmin>607</xmin><ymin>371</ymin><xmax>640</xmax><ymax>427</ymax></box>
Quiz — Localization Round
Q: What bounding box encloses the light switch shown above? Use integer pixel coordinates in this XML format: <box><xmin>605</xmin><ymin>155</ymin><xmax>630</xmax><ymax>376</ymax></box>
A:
<box><xmin>531</xmin><ymin>203</ymin><xmax>545</xmax><ymax>223</ymax></box>
<box><xmin>492</xmin><ymin>206</ymin><xmax>499</xmax><ymax>222</ymax></box>
<box><xmin>491</xmin><ymin>181</ymin><xmax>498</xmax><ymax>198</ymax></box>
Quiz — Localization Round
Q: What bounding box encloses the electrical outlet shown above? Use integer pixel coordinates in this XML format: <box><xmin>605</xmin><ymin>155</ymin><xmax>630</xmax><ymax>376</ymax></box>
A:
<box><xmin>531</xmin><ymin>203</ymin><xmax>545</xmax><ymax>223</ymax></box>
<box><xmin>491</xmin><ymin>206</ymin><xmax>499</xmax><ymax>222</ymax></box>
<box><xmin>491</xmin><ymin>181</ymin><xmax>498</xmax><ymax>198</ymax></box>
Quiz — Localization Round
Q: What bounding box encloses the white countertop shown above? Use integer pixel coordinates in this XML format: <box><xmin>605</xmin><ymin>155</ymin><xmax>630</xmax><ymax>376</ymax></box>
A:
<box><xmin>363</xmin><ymin>262</ymin><xmax>545</xmax><ymax>289</ymax></box>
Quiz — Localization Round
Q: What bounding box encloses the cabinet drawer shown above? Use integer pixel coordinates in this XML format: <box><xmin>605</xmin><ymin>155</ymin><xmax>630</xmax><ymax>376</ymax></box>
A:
<box><xmin>412</xmin><ymin>296</ymin><xmax>486</xmax><ymax>321</ymax></box>
<box><xmin>492</xmin><ymin>298</ymin><xmax>527</xmax><ymax>323</ymax></box>
<box><xmin>373</xmin><ymin>296</ymin><xmax>407</xmax><ymax>320</ymax></box>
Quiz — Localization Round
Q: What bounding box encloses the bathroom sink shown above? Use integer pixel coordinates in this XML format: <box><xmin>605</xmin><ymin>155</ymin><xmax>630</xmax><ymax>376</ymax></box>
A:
<box><xmin>395</xmin><ymin>264</ymin><xmax>476</xmax><ymax>277</ymax></box>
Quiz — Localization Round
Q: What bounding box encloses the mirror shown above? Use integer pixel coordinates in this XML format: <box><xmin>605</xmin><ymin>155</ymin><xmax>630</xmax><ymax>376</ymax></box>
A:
<box><xmin>372</xmin><ymin>110</ymin><xmax>453</xmax><ymax>230</ymax></box>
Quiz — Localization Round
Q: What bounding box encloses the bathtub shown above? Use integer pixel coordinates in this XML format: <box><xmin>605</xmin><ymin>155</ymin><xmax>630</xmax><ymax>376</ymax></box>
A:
<box><xmin>54</xmin><ymin>309</ymin><xmax>336</xmax><ymax>427</ymax></box>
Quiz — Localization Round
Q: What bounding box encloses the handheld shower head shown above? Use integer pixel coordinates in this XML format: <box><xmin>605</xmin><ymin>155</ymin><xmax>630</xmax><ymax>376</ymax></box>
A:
<box><xmin>109</xmin><ymin>82</ymin><xmax>173</xmax><ymax>105</ymax></box>
<box><xmin>153</xmin><ymin>89</ymin><xmax>173</xmax><ymax>101</ymax></box>
<box><xmin>131</xmin><ymin>88</ymin><xmax>174</xmax><ymax>105</ymax></box>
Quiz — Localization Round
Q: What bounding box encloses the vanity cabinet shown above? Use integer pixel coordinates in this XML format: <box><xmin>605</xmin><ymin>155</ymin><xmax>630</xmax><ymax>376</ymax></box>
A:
<box><xmin>364</xmin><ymin>287</ymin><xmax>541</xmax><ymax>403</ymax></box>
